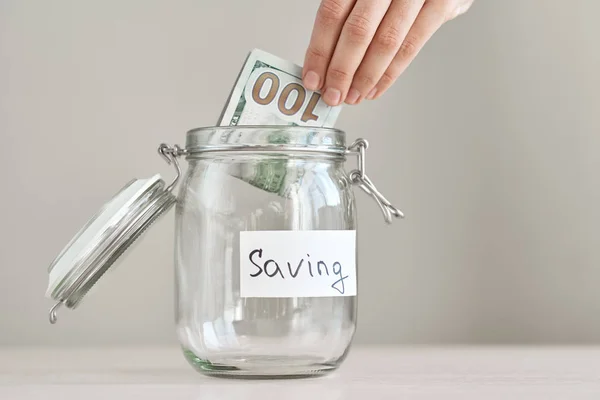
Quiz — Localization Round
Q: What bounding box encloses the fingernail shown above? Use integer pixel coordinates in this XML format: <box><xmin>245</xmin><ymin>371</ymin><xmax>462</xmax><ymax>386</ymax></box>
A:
<box><xmin>345</xmin><ymin>88</ymin><xmax>360</xmax><ymax>105</ymax></box>
<box><xmin>303</xmin><ymin>70</ymin><xmax>320</xmax><ymax>91</ymax></box>
<box><xmin>323</xmin><ymin>88</ymin><xmax>341</xmax><ymax>106</ymax></box>
<box><xmin>366</xmin><ymin>88</ymin><xmax>378</xmax><ymax>100</ymax></box>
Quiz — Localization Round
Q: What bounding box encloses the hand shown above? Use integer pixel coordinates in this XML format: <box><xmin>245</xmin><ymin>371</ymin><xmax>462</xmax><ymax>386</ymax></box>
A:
<box><xmin>302</xmin><ymin>0</ymin><xmax>474</xmax><ymax>106</ymax></box>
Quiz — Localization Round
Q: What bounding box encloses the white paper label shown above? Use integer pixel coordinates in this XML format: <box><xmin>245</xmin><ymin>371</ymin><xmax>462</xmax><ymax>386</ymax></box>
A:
<box><xmin>240</xmin><ymin>230</ymin><xmax>356</xmax><ymax>298</ymax></box>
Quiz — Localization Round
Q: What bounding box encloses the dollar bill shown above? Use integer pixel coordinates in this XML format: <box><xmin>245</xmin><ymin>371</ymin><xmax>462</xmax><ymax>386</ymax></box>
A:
<box><xmin>218</xmin><ymin>48</ymin><xmax>342</xmax><ymax>127</ymax></box>
<box><xmin>217</xmin><ymin>49</ymin><xmax>343</xmax><ymax>196</ymax></box>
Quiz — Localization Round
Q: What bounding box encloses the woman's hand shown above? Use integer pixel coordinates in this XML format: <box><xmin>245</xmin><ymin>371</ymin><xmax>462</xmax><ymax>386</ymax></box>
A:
<box><xmin>303</xmin><ymin>0</ymin><xmax>474</xmax><ymax>106</ymax></box>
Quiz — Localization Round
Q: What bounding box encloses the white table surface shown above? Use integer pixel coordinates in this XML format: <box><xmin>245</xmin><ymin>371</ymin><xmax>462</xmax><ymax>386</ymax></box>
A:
<box><xmin>1</xmin><ymin>346</ymin><xmax>600</xmax><ymax>399</ymax></box>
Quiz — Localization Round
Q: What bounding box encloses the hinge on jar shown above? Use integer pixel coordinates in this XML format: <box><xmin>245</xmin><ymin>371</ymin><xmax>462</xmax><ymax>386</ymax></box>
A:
<box><xmin>158</xmin><ymin>143</ymin><xmax>188</xmax><ymax>192</ymax></box>
<box><xmin>347</xmin><ymin>139</ymin><xmax>404</xmax><ymax>224</ymax></box>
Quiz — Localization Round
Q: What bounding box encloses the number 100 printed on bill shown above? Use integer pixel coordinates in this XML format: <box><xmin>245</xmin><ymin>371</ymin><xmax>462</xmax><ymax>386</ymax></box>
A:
<box><xmin>218</xmin><ymin>48</ymin><xmax>342</xmax><ymax>128</ymax></box>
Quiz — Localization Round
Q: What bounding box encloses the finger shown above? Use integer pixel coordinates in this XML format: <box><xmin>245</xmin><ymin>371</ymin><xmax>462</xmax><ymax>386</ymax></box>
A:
<box><xmin>321</xmin><ymin>0</ymin><xmax>392</xmax><ymax>106</ymax></box>
<box><xmin>303</xmin><ymin>0</ymin><xmax>357</xmax><ymax>92</ymax></box>
<box><xmin>447</xmin><ymin>0</ymin><xmax>474</xmax><ymax>20</ymax></box>
<box><xmin>347</xmin><ymin>0</ymin><xmax>424</xmax><ymax>104</ymax></box>
<box><xmin>370</xmin><ymin>0</ymin><xmax>448</xmax><ymax>99</ymax></box>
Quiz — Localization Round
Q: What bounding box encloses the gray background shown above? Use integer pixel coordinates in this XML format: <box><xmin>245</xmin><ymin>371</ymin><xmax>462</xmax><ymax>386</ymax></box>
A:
<box><xmin>1</xmin><ymin>0</ymin><xmax>599</xmax><ymax>346</ymax></box>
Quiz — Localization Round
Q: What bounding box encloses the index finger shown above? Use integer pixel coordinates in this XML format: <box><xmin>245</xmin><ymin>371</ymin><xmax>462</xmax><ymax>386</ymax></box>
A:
<box><xmin>303</xmin><ymin>0</ymin><xmax>356</xmax><ymax>91</ymax></box>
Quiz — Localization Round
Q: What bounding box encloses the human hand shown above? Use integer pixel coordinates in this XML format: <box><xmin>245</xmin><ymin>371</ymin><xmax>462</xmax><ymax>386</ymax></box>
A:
<box><xmin>302</xmin><ymin>0</ymin><xmax>474</xmax><ymax>106</ymax></box>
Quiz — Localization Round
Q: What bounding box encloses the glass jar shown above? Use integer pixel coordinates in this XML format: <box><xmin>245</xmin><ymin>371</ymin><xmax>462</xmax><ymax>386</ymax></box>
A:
<box><xmin>45</xmin><ymin>126</ymin><xmax>403</xmax><ymax>378</ymax></box>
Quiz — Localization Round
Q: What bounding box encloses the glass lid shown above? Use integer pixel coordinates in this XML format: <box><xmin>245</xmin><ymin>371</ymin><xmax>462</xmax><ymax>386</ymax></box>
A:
<box><xmin>46</xmin><ymin>144</ymin><xmax>183</xmax><ymax>324</ymax></box>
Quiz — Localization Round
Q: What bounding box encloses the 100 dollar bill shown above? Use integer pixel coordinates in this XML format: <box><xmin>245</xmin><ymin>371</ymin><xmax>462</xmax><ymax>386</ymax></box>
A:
<box><xmin>218</xmin><ymin>49</ymin><xmax>343</xmax><ymax>196</ymax></box>
<box><xmin>218</xmin><ymin>48</ymin><xmax>342</xmax><ymax>127</ymax></box>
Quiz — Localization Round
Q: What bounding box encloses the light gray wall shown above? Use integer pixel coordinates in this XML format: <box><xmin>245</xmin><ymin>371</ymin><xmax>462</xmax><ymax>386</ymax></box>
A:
<box><xmin>1</xmin><ymin>0</ymin><xmax>599</xmax><ymax>346</ymax></box>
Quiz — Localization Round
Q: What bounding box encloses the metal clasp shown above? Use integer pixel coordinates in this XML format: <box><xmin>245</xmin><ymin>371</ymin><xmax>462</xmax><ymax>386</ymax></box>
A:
<box><xmin>49</xmin><ymin>301</ymin><xmax>62</xmax><ymax>324</ymax></box>
<box><xmin>347</xmin><ymin>139</ymin><xmax>404</xmax><ymax>224</ymax></box>
<box><xmin>158</xmin><ymin>143</ymin><xmax>187</xmax><ymax>192</ymax></box>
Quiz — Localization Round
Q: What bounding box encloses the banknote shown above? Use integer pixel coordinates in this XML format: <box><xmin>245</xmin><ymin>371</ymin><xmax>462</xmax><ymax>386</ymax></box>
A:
<box><xmin>218</xmin><ymin>48</ymin><xmax>342</xmax><ymax>127</ymax></box>
<box><xmin>218</xmin><ymin>49</ymin><xmax>343</xmax><ymax>196</ymax></box>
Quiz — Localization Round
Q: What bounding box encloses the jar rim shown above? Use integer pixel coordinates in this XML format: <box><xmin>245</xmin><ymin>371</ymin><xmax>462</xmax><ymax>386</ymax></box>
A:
<box><xmin>184</xmin><ymin>125</ymin><xmax>348</xmax><ymax>155</ymax></box>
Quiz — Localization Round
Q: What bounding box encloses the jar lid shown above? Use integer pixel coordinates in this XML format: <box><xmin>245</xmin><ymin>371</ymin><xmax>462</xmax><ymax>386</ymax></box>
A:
<box><xmin>46</xmin><ymin>145</ymin><xmax>183</xmax><ymax>324</ymax></box>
